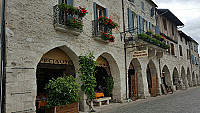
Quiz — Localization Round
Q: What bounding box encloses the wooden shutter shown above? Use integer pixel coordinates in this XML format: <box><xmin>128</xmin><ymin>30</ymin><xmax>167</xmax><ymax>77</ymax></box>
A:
<box><xmin>151</xmin><ymin>74</ymin><xmax>158</xmax><ymax>97</ymax></box>
<box><xmin>137</xmin><ymin>15</ymin><xmax>140</xmax><ymax>33</ymax></box>
<box><xmin>142</xmin><ymin>2</ymin><xmax>144</xmax><ymax>11</ymax></box>
<box><xmin>146</xmin><ymin>21</ymin><xmax>149</xmax><ymax>31</ymax></box>
<box><xmin>140</xmin><ymin>16</ymin><xmax>143</xmax><ymax>33</ymax></box>
<box><xmin>128</xmin><ymin>8</ymin><xmax>133</xmax><ymax>32</ymax></box>
<box><xmin>103</xmin><ymin>8</ymin><xmax>108</xmax><ymax>18</ymax></box>
<box><xmin>149</xmin><ymin>22</ymin><xmax>152</xmax><ymax>30</ymax></box>
<box><xmin>151</xmin><ymin>7</ymin><xmax>154</xmax><ymax>17</ymax></box>
<box><xmin>155</xmin><ymin>25</ymin><xmax>160</xmax><ymax>34</ymax></box>
<box><xmin>58</xmin><ymin>0</ymin><xmax>62</xmax><ymax>3</ymax></box>
<box><xmin>93</xmin><ymin>2</ymin><xmax>97</xmax><ymax>20</ymax></box>
<box><xmin>67</xmin><ymin>0</ymin><xmax>73</xmax><ymax>6</ymax></box>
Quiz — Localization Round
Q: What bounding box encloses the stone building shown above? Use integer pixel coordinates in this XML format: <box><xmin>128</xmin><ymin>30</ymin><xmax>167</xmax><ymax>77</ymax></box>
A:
<box><xmin>0</xmin><ymin>0</ymin><xmax>199</xmax><ymax>112</ymax></box>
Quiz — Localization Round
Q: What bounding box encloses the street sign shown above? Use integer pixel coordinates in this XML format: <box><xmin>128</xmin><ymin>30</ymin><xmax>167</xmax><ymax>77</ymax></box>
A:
<box><xmin>133</xmin><ymin>50</ymin><xmax>148</xmax><ymax>58</ymax></box>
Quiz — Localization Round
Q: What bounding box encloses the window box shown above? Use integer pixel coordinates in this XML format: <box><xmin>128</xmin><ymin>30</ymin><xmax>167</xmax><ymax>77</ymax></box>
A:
<box><xmin>53</xmin><ymin>4</ymin><xmax>83</xmax><ymax>35</ymax></box>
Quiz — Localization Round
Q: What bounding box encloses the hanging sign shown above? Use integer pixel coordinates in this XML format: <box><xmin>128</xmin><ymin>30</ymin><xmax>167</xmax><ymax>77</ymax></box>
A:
<box><xmin>133</xmin><ymin>50</ymin><xmax>148</xmax><ymax>58</ymax></box>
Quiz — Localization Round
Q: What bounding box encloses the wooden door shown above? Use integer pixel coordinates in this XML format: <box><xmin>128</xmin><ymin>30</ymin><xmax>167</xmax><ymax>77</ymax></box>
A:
<box><xmin>131</xmin><ymin>72</ymin><xmax>138</xmax><ymax>101</ymax></box>
<box><xmin>151</xmin><ymin>73</ymin><xmax>158</xmax><ymax>97</ymax></box>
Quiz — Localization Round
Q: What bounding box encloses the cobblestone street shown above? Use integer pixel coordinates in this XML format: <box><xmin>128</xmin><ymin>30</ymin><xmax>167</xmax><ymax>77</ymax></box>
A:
<box><xmin>96</xmin><ymin>87</ymin><xmax>200</xmax><ymax>113</ymax></box>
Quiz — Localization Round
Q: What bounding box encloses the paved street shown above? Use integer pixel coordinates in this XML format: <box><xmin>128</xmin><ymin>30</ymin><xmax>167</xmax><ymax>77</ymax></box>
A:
<box><xmin>95</xmin><ymin>86</ymin><xmax>200</xmax><ymax>113</ymax></box>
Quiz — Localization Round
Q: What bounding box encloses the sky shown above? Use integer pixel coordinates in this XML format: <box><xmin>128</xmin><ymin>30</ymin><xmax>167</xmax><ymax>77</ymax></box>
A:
<box><xmin>153</xmin><ymin>0</ymin><xmax>200</xmax><ymax>52</ymax></box>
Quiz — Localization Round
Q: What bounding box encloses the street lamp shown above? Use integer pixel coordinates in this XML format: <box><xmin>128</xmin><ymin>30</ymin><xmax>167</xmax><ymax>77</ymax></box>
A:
<box><xmin>128</xmin><ymin>37</ymin><xmax>136</xmax><ymax>46</ymax></box>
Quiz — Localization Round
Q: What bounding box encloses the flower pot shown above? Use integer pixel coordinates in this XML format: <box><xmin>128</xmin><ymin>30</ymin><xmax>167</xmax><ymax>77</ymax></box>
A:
<box><xmin>46</xmin><ymin>102</ymin><xmax>78</xmax><ymax>113</ymax></box>
<box><xmin>65</xmin><ymin>9</ymin><xmax>74</xmax><ymax>15</ymax></box>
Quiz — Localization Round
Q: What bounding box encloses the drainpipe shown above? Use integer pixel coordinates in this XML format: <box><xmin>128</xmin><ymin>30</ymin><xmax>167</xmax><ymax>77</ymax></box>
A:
<box><xmin>0</xmin><ymin>0</ymin><xmax>6</xmax><ymax>112</ymax></box>
<box><xmin>121</xmin><ymin>0</ymin><xmax>129</xmax><ymax>100</ymax></box>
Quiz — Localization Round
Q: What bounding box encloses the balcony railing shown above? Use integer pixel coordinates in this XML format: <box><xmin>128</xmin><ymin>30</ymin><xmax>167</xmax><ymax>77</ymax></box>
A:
<box><xmin>92</xmin><ymin>20</ymin><xmax>112</xmax><ymax>37</ymax></box>
<box><xmin>53</xmin><ymin>5</ymin><xmax>83</xmax><ymax>35</ymax></box>
<box><xmin>127</xmin><ymin>27</ymin><xmax>170</xmax><ymax>49</ymax></box>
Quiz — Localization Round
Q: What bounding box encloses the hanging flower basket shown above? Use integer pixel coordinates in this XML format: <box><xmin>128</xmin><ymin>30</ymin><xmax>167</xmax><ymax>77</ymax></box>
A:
<box><xmin>98</xmin><ymin>16</ymin><xmax>119</xmax><ymax>29</ymax></box>
<box><xmin>101</xmin><ymin>31</ymin><xmax>115</xmax><ymax>42</ymax></box>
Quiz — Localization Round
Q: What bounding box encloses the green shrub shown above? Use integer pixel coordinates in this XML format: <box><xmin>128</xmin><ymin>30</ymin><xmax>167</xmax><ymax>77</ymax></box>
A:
<box><xmin>103</xmin><ymin>76</ymin><xmax>114</xmax><ymax>97</ymax></box>
<box><xmin>45</xmin><ymin>75</ymin><xmax>80</xmax><ymax>108</ymax></box>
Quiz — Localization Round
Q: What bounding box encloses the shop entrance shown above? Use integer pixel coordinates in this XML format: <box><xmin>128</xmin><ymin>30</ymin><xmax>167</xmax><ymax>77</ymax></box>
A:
<box><xmin>95</xmin><ymin>56</ymin><xmax>113</xmax><ymax>97</ymax></box>
<box><xmin>128</xmin><ymin>63</ymin><xmax>138</xmax><ymax>101</ymax></box>
<box><xmin>36</xmin><ymin>47</ymin><xmax>75</xmax><ymax>112</ymax></box>
<box><xmin>146</xmin><ymin>60</ymin><xmax>158</xmax><ymax>97</ymax></box>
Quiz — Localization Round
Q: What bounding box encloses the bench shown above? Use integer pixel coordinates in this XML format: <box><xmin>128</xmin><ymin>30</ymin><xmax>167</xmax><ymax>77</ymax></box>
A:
<box><xmin>91</xmin><ymin>97</ymin><xmax>111</xmax><ymax>107</ymax></box>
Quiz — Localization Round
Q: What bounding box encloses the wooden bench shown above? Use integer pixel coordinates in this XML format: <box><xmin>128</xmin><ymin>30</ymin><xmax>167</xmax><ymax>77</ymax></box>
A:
<box><xmin>91</xmin><ymin>97</ymin><xmax>111</xmax><ymax>107</ymax></box>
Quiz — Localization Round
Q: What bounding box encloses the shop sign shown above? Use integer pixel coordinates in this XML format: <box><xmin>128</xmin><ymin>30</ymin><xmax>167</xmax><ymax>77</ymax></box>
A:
<box><xmin>40</xmin><ymin>58</ymin><xmax>72</xmax><ymax>65</ymax></box>
<box><xmin>133</xmin><ymin>50</ymin><xmax>148</xmax><ymax>58</ymax></box>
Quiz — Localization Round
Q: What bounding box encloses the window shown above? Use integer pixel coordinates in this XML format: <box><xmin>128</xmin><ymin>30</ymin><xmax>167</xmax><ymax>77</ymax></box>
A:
<box><xmin>167</xmin><ymin>41</ymin><xmax>170</xmax><ymax>54</ymax></box>
<box><xmin>179</xmin><ymin>45</ymin><xmax>183</xmax><ymax>56</ymax></box>
<box><xmin>171</xmin><ymin>43</ymin><xmax>175</xmax><ymax>55</ymax></box>
<box><xmin>59</xmin><ymin>0</ymin><xmax>73</xmax><ymax>5</ymax></box>
<box><xmin>187</xmin><ymin>49</ymin><xmax>189</xmax><ymax>59</ymax></box>
<box><xmin>172</xmin><ymin>24</ymin><xmax>174</xmax><ymax>35</ymax></box>
<box><xmin>163</xmin><ymin>18</ymin><xmax>167</xmax><ymax>30</ymax></box>
<box><xmin>180</xmin><ymin>36</ymin><xmax>183</xmax><ymax>42</ymax></box>
<box><xmin>192</xmin><ymin>55</ymin><xmax>195</xmax><ymax>64</ymax></box>
<box><xmin>128</xmin><ymin>8</ymin><xmax>135</xmax><ymax>32</ymax></box>
<box><xmin>128</xmin><ymin>0</ymin><xmax>134</xmax><ymax>3</ymax></box>
<box><xmin>185</xmin><ymin>39</ymin><xmax>187</xmax><ymax>45</ymax></box>
<box><xmin>151</xmin><ymin>7</ymin><xmax>155</xmax><ymax>17</ymax></box>
<box><xmin>141</xmin><ymin>2</ymin><xmax>144</xmax><ymax>11</ymax></box>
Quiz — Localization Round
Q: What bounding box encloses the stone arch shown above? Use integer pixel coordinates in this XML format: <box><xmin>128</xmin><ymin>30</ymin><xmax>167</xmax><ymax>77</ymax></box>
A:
<box><xmin>192</xmin><ymin>72</ymin><xmax>196</xmax><ymax>86</ymax></box>
<box><xmin>187</xmin><ymin>68</ymin><xmax>192</xmax><ymax>87</ymax></box>
<box><xmin>162</xmin><ymin>65</ymin><xmax>172</xmax><ymax>86</ymax></box>
<box><xmin>95</xmin><ymin>52</ymin><xmax>121</xmax><ymax>102</ymax></box>
<box><xmin>181</xmin><ymin>66</ymin><xmax>187</xmax><ymax>88</ymax></box>
<box><xmin>196</xmin><ymin>74</ymin><xmax>199</xmax><ymax>85</ymax></box>
<box><xmin>35</xmin><ymin>45</ymin><xmax>82</xmax><ymax>110</ymax></box>
<box><xmin>128</xmin><ymin>58</ymin><xmax>144</xmax><ymax>100</ymax></box>
<box><xmin>146</xmin><ymin>60</ymin><xmax>158</xmax><ymax>97</ymax></box>
<box><xmin>172</xmin><ymin>67</ymin><xmax>179</xmax><ymax>90</ymax></box>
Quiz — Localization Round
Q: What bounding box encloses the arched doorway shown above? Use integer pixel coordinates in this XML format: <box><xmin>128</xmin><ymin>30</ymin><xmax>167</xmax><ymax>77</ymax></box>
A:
<box><xmin>172</xmin><ymin>67</ymin><xmax>179</xmax><ymax>90</ymax></box>
<box><xmin>187</xmin><ymin>68</ymin><xmax>192</xmax><ymax>87</ymax></box>
<box><xmin>36</xmin><ymin>47</ymin><xmax>76</xmax><ymax>112</ymax></box>
<box><xmin>128</xmin><ymin>58</ymin><xmax>143</xmax><ymax>100</ymax></box>
<box><xmin>192</xmin><ymin>72</ymin><xmax>196</xmax><ymax>86</ymax></box>
<box><xmin>162</xmin><ymin>65</ymin><xmax>172</xmax><ymax>87</ymax></box>
<box><xmin>146</xmin><ymin>60</ymin><xmax>158</xmax><ymax>97</ymax></box>
<box><xmin>181</xmin><ymin>66</ymin><xmax>187</xmax><ymax>88</ymax></box>
<box><xmin>196</xmin><ymin>74</ymin><xmax>199</xmax><ymax>85</ymax></box>
<box><xmin>95</xmin><ymin>53</ymin><xmax>121</xmax><ymax>102</ymax></box>
<box><xmin>95</xmin><ymin>56</ymin><xmax>110</xmax><ymax>96</ymax></box>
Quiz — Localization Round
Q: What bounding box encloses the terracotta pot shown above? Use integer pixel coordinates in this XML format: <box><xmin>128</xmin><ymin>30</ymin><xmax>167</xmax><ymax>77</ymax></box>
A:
<box><xmin>46</xmin><ymin>102</ymin><xmax>78</xmax><ymax>113</ymax></box>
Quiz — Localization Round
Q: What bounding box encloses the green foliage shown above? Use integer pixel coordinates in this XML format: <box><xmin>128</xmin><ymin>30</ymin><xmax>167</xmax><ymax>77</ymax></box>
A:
<box><xmin>79</xmin><ymin>52</ymin><xmax>97</xmax><ymax>99</ymax></box>
<box><xmin>45</xmin><ymin>75</ymin><xmax>80</xmax><ymax>108</ymax></box>
<box><xmin>68</xmin><ymin>18</ymin><xmax>83</xmax><ymax>30</ymax></box>
<box><xmin>59</xmin><ymin>3</ymin><xmax>76</xmax><ymax>14</ymax></box>
<box><xmin>137</xmin><ymin>33</ymin><xmax>170</xmax><ymax>49</ymax></box>
<box><xmin>98</xmin><ymin>16</ymin><xmax>119</xmax><ymax>29</ymax></box>
<box><xmin>146</xmin><ymin>30</ymin><xmax>154</xmax><ymax>34</ymax></box>
<box><xmin>103</xmin><ymin>76</ymin><xmax>114</xmax><ymax>97</ymax></box>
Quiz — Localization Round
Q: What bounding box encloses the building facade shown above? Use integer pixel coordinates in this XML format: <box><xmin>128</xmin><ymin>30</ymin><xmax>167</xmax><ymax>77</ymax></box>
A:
<box><xmin>0</xmin><ymin>0</ymin><xmax>199</xmax><ymax>112</ymax></box>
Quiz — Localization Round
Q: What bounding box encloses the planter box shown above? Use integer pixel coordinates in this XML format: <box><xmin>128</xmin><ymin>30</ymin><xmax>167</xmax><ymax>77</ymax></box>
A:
<box><xmin>46</xmin><ymin>102</ymin><xmax>79</xmax><ymax>113</ymax></box>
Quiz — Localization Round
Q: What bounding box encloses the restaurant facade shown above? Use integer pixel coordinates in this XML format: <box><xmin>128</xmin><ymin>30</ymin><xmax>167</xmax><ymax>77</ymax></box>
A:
<box><xmin>1</xmin><ymin>0</ymin><xmax>199</xmax><ymax>112</ymax></box>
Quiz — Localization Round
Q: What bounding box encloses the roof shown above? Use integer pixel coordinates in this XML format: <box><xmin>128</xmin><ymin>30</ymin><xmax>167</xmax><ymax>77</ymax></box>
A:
<box><xmin>157</xmin><ymin>9</ymin><xmax>184</xmax><ymax>26</ymax></box>
<box><xmin>148</xmin><ymin>0</ymin><xmax>158</xmax><ymax>7</ymax></box>
<box><xmin>178</xmin><ymin>31</ymin><xmax>199</xmax><ymax>45</ymax></box>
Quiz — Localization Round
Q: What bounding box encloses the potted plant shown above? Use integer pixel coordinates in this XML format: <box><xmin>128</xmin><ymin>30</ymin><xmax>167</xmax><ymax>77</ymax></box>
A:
<box><xmin>101</xmin><ymin>31</ymin><xmax>115</xmax><ymax>42</ymax></box>
<box><xmin>75</xmin><ymin>6</ymin><xmax>88</xmax><ymax>18</ymax></box>
<box><xmin>68</xmin><ymin>17</ymin><xmax>83</xmax><ymax>30</ymax></box>
<box><xmin>98</xmin><ymin>16</ymin><xmax>119</xmax><ymax>29</ymax></box>
<box><xmin>103</xmin><ymin>76</ymin><xmax>114</xmax><ymax>98</ymax></box>
<box><xmin>146</xmin><ymin>30</ymin><xmax>154</xmax><ymax>36</ymax></box>
<box><xmin>59</xmin><ymin>3</ymin><xmax>76</xmax><ymax>15</ymax></box>
<box><xmin>45</xmin><ymin>75</ymin><xmax>80</xmax><ymax>113</ymax></box>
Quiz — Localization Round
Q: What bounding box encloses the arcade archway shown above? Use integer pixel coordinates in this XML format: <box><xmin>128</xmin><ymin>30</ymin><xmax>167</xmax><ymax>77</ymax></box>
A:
<box><xmin>146</xmin><ymin>60</ymin><xmax>158</xmax><ymax>97</ymax></box>
<box><xmin>95</xmin><ymin>53</ymin><xmax>121</xmax><ymax>101</ymax></box>
<box><xmin>192</xmin><ymin>72</ymin><xmax>196</xmax><ymax>86</ymax></box>
<box><xmin>128</xmin><ymin>58</ymin><xmax>143</xmax><ymax>100</ymax></box>
<box><xmin>187</xmin><ymin>68</ymin><xmax>192</xmax><ymax>87</ymax></box>
<box><xmin>36</xmin><ymin>47</ymin><xmax>77</xmax><ymax>112</ymax></box>
<box><xmin>172</xmin><ymin>67</ymin><xmax>179</xmax><ymax>90</ymax></box>
<box><xmin>181</xmin><ymin>66</ymin><xmax>187</xmax><ymax>88</ymax></box>
<box><xmin>162</xmin><ymin>65</ymin><xmax>172</xmax><ymax>87</ymax></box>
